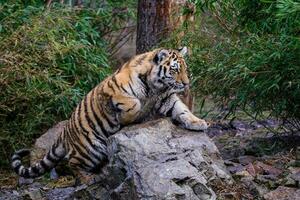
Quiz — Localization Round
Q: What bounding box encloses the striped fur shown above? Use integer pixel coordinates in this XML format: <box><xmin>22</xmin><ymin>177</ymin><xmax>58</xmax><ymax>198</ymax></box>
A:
<box><xmin>11</xmin><ymin>47</ymin><xmax>209</xmax><ymax>178</ymax></box>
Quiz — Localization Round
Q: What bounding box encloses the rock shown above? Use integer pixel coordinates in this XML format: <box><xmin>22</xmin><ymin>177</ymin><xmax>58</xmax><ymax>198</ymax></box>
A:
<box><xmin>234</xmin><ymin>170</ymin><xmax>252</xmax><ymax>178</ymax></box>
<box><xmin>223</xmin><ymin>159</ymin><xmax>236</xmax><ymax>166</ymax></box>
<box><xmin>264</xmin><ymin>186</ymin><xmax>300</xmax><ymax>200</ymax></box>
<box><xmin>0</xmin><ymin>190</ymin><xmax>22</xmax><ymax>200</ymax></box>
<box><xmin>69</xmin><ymin>184</ymin><xmax>109</xmax><ymax>200</ymax></box>
<box><xmin>238</xmin><ymin>155</ymin><xmax>256</xmax><ymax>165</ymax></box>
<box><xmin>240</xmin><ymin>176</ymin><xmax>268</xmax><ymax>198</ymax></box>
<box><xmin>43</xmin><ymin>176</ymin><xmax>76</xmax><ymax>189</ymax></box>
<box><xmin>291</xmin><ymin>171</ymin><xmax>300</xmax><ymax>182</ymax></box>
<box><xmin>45</xmin><ymin>187</ymin><xmax>76</xmax><ymax>200</ymax></box>
<box><xmin>206</xmin><ymin>124</ymin><xmax>226</xmax><ymax>138</ymax></box>
<box><xmin>24</xmin><ymin>188</ymin><xmax>43</xmax><ymax>200</ymax></box>
<box><xmin>245</xmin><ymin>163</ymin><xmax>259</xmax><ymax>177</ymax></box>
<box><xmin>18</xmin><ymin>118</ymin><xmax>231</xmax><ymax>199</ymax></box>
<box><xmin>296</xmin><ymin>146</ymin><xmax>300</xmax><ymax>167</ymax></box>
<box><xmin>227</xmin><ymin>164</ymin><xmax>244</xmax><ymax>174</ymax></box>
<box><xmin>289</xmin><ymin>167</ymin><xmax>300</xmax><ymax>181</ymax></box>
<box><xmin>18</xmin><ymin>177</ymin><xmax>34</xmax><ymax>186</ymax></box>
<box><xmin>284</xmin><ymin>167</ymin><xmax>300</xmax><ymax>187</ymax></box>
<box><xmin>82</xmin><ymin>118</ymin><xmax>232</xmax><ymax>200</ymax></box>
<box><xmin>254</xmin><ymin>161</ymin><xmax>282</xmax><ymax>176</ymax></box>
<box><xmin>255</xmin><ymin>175</ymin><xmax>278</xmax><ymax>189</ymax></box>
<box><xmin>283</xmin><ymin>175</ymin><xmax>297</xmax><ymax>187</ymax></box>
<box><xmin>230</xmin><ymin>120</ymin><xmax>254</xmax><ymax>132</ymax></box>
<box><xmin>219</xmin><ymin>192</ymin><xmax>239</xmax><ymax>199</ymax></box>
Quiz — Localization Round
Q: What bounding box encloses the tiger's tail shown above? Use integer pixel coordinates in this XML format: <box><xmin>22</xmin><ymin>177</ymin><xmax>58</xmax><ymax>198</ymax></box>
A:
<box><xmin>11</xmin><ymin>135</ymin><xmax>66</xmax><ymax>178</ymax></box>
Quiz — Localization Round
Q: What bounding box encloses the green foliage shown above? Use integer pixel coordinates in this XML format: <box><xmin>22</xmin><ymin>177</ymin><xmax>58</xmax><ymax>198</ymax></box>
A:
<box><xmin>0</xmin><ymin>3</ymin><xmax>119</xmax><ymax>168</ymax></box>
<box><xmin>181</xmin><ymin>0</ymin><xmax>300</xmax><ymax>129</ymax></box>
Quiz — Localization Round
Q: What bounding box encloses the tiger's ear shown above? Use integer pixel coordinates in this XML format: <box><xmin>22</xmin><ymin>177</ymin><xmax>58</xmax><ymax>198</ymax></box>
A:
<box><xmin>178</xmin><ymin>46</ymin><xmax>188</xmax><ymax>56</ymax></box>
<box><xmin>153</xmin><ymin>49</ymin><xmax>169</xmax><ymax>64</ymax></box>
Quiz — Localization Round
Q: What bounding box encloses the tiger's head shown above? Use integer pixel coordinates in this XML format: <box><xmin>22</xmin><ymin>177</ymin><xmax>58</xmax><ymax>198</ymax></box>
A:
<box><xmin>150</xmin><ymin>47</ymin><xmax>190</xmax><ymax>93</ymax></box>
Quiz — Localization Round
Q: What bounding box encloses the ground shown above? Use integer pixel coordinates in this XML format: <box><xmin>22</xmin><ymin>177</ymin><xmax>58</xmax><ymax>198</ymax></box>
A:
<box><xmin>0</xmin><ymin>100</ymin><xmax>299</xmax><ymax>200</ymax></box>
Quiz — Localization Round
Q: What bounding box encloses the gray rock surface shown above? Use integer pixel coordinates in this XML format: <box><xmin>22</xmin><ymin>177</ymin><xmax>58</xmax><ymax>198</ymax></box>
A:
<box><xmin>264</xmin><ymin>186</ymin><xmax>300</xmax><ymax>200</ymax></box>
<box><xmin>86</xmin><ymin>118</ymin><xmax>232</xmax><ymax>200</ymax></box>
<box><xmin>4</xmin><ymin>118</ymin><xmax>232</xmax><ymax>200</ymax></box>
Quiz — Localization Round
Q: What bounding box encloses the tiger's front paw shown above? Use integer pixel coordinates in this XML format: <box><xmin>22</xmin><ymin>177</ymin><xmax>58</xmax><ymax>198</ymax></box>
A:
<box><xmin>183</xmin><ymin>118</ymin><xmax>210</xmax><ymax>131</ymax></box>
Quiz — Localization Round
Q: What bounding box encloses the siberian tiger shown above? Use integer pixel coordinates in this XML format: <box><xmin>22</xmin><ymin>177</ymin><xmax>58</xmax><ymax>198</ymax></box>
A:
<box><xmin>11</xmin><ymin>47</ymin><xmax>209</xmax><ymax>180</ymax></box>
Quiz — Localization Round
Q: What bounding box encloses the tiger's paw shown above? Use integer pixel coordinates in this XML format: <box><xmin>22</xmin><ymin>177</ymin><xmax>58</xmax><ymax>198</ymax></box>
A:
<box><xmin>183</xmin><ymin>118</ymin><xmax>210</xmax><ymax>131</ymax></box>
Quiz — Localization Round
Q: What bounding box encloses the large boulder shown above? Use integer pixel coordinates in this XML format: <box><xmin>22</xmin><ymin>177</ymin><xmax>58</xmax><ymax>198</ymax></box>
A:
<box><xmin>26</xmin><ymin>118</ymin><xmax>232</xmax><ymax>199</ymax></box>
<box><xmin>76</xmin><ymin>118</ymin><xmax>232</xmax><ymax>199</ymax></box>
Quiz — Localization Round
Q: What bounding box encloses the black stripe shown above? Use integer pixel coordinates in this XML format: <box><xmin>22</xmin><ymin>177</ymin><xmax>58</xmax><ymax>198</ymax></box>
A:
<box><xmin>128</xmin><ymin>83</ymin><xmax>137</xmax><ymax>97</ymax></box>
<box><xmin>135</xmin><ymin>54</ymin><xmax>146</xmax><ymax>66</ymax></box>
<box><xmin>77</xmin><ymin>100</ymin><xmax>95</xmax><ymax>137</ymax></box>
<box><xmin>23</xmin><ymin>169</ymin><xmax>30</xmax><ymax>178</ymax></box>
<box><xmin>31</xmin><ymin>165</ymin><xmax>40</xmax><ymax>174</ymax></box>
<box><xmin>90</xmin><ymin>155</ymin><xmax>109</xmax><ymax>173</ymax></box>
<box><xmin>72</xmin><ymin>156</ymin><xmax>92</xmax><ymax>170</ymax></box>
<box><xmin>14</xmin><ymin>163</ymin><xmax>22</xmax><ymax>174</ymax></box>
<box><xmin>67</xmin><ymin>119</ymin><xmax>78</xmax><ymax>145</ymax></box>
<box><xmin>70</xmin><ymin>117</ymin><xmax>94</xmax><ymax>164</ymax></box>
<box><xmin>89</xmin><ymin>92</ymin><xmax>110</xmax><ymax>138</ymax></box>
<box><xmin>16</xmin><ymin>149</ymin><xmax>30</xmax><ymax>157</ymax></box>
<box><xmin>93</xmin><ymin>133</ymin><xmax>107</xmax><ymax>146</ymax></box>
<box><xmin>163</xmin><ymin>67</ymin><xmax>167</xmax><ymax>76</ymax></box>
<box><xmin>138</xmin><ymin>74</ymin><xmax>150</xmax><ymax>94</ymax></box>
<box><xmin>80</xmin><ymin>93</ymin><xmax>108</xmax><ymax>157</ymax></box>
<box><xmin>72</xmin><ymin>142</ymin><xmax>96</xmax><ymax>166</ymax></box>
<box><xmin>158</xmin><ymin>92</ymin><xmax>176</xmax><ymax>111</ymax></box>
<box><xmin>116</xmin><ymin>102</ymin><xmax>124</xmax><ymax>107</ymax></box>
<box><xmin>107</xmin><ymin>81</ymin><xmax>116</xmax><ymax>93</ymax></box>
<box><xmin>125</xmin><ymin>103</ymin><xmax>137</xmax><ymax>112</ymax></box>
<box><xmin>111</xmin><ymin>76</ymin><xmax>120</xmax><ymax>89</ymax></box>
<box><xmin>73</xmin><ymin>105</ymin><xmax>103</xmax><ymax>160</ymax></box>
<box><xmin>158</xmin><ymin>65</ymin><xmax>162</xmax><ymax>76</ymax></box>
<box><xmin>11</xmin><ymin>156</ymin><xmax>20</xmax><ymax>162</ymax></box>
<box><xmin>51</xmin><ymin>144</ymin><xmax>60</xmax><ymax>159</ymax></box>
<box><xmin>166</xmin><ymin>100</ymin><xmax>179</xmax><ymax>116</ymax></box>
<box><xmin>71</xmin><ymin>113</ymin><xmax>105</xmax><ymax>158</ymax></box>
<box><xmin>158</xmin><ymin>79</ymin><xmax>164</xmax><ymax>84</ymax></box>
<box><xmin>83</xmin><ymin>95</ymin><xmax>100</xmax><ymax>134</ymax></box>
<box><xmin>46</xmin><ymin>151</ymin><xmax>59</xmax><ymax>163</ymax></box>
<box><xmin>99</xmin><ymin>106</ymin><xmax>116</xmax><ymax>129</ymax></box>
<box><xmin>129</xmin><ymin>74</ymin><xmax>133</xmax><ymax>83</ymax></box>
<box><xmin>113</xmin><ymin>102</ymin><xmax>124</xmax><ymax>112</ymax></box>
<box><xmin>120</xmin><ymin>84</ymin><xmax>129</xmax><ymax>94</ymax></box>
<box><xmin>68</xmin><ymin>150</ymin><xmax>90</xmax><ymax>170</ymax></box>
<box><xmin>40</xmin><ymin>160</ymin><xmax>51</xmax><ymax>171</ymax></box>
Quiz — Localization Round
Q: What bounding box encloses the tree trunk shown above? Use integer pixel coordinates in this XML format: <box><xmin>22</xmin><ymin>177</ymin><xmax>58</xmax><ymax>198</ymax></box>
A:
<box><xmin>74</xmin><ymin>0</ymin><xmax>83</xmax><ymax>7</ymax></box>
<box><xmin>136</xmin><ymin>0</ymin><xmax>172</xmax><ymax>54</ymax></box>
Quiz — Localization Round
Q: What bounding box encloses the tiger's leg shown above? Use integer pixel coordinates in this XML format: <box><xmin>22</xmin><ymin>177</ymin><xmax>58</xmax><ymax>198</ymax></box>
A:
<box><xmin>68</xmin><ymin>158</ymin><xmax>102</xmax><ymax>185</ymax></box>
<box><xmin>67</xmin><ymin>147</ymin><xmax>107</xmax><ymax>185</ymax></box>
<box><xmin>157</xmin><ymin>94</ymin><xmax>209</xmax><ymax>131</ymax></box>
<box><xmin>73</xmin><ymin>170</ymin><xmax>101</xmax><ymax>185</ymax></box>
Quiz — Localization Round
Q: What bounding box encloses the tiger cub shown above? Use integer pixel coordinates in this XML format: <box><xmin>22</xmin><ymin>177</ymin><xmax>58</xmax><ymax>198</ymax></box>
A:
<box><xmin>12</xmin><ymin>47</ymin><xmax>209</xmax><ymax>179</ymax></box>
